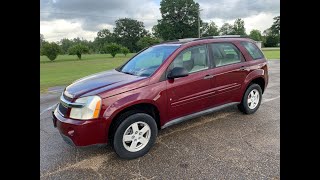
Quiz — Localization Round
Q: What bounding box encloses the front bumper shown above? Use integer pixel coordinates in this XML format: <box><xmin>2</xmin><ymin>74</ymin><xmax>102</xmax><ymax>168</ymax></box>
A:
<box><xmin>52</xmin><ymin>108</ymin><xmax>109</xmax><ymax>146</ymax></box>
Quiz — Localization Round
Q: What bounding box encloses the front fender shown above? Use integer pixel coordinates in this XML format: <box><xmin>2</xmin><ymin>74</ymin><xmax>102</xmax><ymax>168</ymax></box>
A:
<box><xmin>103</xmin><ymin>93</ymin><xmax>160</xmax><ymax>120</ymax></box>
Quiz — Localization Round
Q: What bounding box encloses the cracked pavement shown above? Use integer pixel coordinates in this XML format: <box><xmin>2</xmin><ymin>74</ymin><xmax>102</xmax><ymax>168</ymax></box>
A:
<box><xmin>40</xmin><ymin>60</ymin><xmax>280</xmax><ymax>179</ymax></box>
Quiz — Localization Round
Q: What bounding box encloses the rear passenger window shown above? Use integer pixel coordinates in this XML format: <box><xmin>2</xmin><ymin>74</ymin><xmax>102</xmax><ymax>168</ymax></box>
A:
<box><xmin>210</xmin><ymin>43</ymin><xmax>242</xmax><ymax>67</ymax></box>
<box><xmin>241</xmin><ymin>41</ymin><xmax>264</xmax><ymax>60</ymax></box>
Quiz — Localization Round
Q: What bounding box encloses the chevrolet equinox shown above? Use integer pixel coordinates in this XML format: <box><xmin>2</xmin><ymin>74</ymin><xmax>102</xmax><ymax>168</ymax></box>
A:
<box><xmin>52</xmin><ymin>36</ymin><xmax>268</xmax><ymax>159</ymax></box>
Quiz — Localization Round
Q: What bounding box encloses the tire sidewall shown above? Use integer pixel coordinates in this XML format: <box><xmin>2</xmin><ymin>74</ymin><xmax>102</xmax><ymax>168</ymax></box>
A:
<box><xmin>113</xmin><ymin>113</ymin><xmax>158</xmax><ymax>159</ymax></box>
<box><xmin>242</xmin><ymin>84</ymin><xmax>262</xmax><ymax>114</ymax></box>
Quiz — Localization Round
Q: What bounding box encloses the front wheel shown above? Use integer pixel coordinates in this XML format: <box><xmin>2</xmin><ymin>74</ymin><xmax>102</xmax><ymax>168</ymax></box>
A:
<box><xmin>113</xmin><ymin>113</ymin><xmax>158</xmax><ymax>159</ymax></box>
<box><xmin>238</xmin><ymin>83</ymin><xmax>262</xmax><ymax>114</ymax></box>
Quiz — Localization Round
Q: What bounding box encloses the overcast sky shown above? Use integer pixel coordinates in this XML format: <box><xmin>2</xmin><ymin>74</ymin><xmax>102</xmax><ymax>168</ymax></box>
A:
<box><xmin>40</xmin><ymin>0</ymin><xmax>280</xmax><ymax>42</ymax></box>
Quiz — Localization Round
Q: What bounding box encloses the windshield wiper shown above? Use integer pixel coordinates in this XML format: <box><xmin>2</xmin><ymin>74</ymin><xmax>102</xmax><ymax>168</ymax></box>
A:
<box><xmin>121</xmin><ymin>71</ymin><xmax>136</xmax><ymax>76</ymax></box>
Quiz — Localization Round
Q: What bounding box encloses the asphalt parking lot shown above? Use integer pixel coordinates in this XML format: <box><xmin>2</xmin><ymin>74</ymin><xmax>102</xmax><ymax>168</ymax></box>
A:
<box><xmin>40</xmin><ymin>60</ymin><xmax>280</xmax><ymax>179</ymax></box>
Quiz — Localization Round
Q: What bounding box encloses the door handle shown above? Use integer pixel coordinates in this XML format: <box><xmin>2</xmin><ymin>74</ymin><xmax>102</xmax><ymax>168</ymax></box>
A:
<box><xmin>203</xmin><ymin>75</ymin><xmax>213</xmax><ymax>79</ymax></box>
<box><xmin>240</xmin><ymin>66</ymin><xmax>246</xmax><ymax>71</ymax></box>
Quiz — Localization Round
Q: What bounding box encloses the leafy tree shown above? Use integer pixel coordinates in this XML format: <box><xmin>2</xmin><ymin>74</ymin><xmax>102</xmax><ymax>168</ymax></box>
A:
<box><xmin>72</xmin><ymin>37</ymin><xmax>82</xmax><ymax>44</ymax></box>
<box><xmin>104</xmin><ymin>43</ymin><xmax>122</xmax><ymax>58</ymax></box>
<box><xmin>264</xmin><ymin>35</ymin><xmax>279</xmax><ymax>47</ymax></box>
<box><xmin>94</xmin><ymin>29</ymin><xmax>115</xmax><ymax>52</ymax></box>
<box><xmin>40</xmin><ymin>42</ymin><xmax>61</xmax><ymax>61</ymax></box>
<box><xmin>59</xmin><ymin>38</ymin><xmax>74</xmax><ymax>54</ymax></box>
<box><xmin>219</xmin><ymin>23</ymin><xmax>234</xmax><ymax>35</ymax></box>
<box><xmin>201</xmin><ymin>21</ymin><xmax>219</xmax><ymax>37</ymax></box>
<box><xmin>263</xmin><ymin>16</ymin><xmax>280</xmax><ymax>47</ymax></box>
<box><xmin>249</xmin><ymin>29</ymin><xmax>262</xmax><ymax>41</ymax></box>
<box><xmin>270</xmin><ymin>16</ymin><xmax>280</xmax><ymax>35</ymax></box>
<box><xmin>121</xmin><ymin>47</ymin><xmax>130</xmax><ymax>56</ymax></box>
<box><xmin>80</xmin><ymin>39</ymin><xmax>95</xmax><ymax>53</ymax></box>
<box><xmin>152</xmin><ymin>25</ymin><xmax>161</xmax><ymax>39</ymax></box>
<box><xmin>68</xmin><ymin>44</ymin><xmax>89</xmax><ymax>59</ymax></box>
<box><xmin>40</xmin><ymin>34</ymin><xmax>45</xmax><ymax>48</ymax></box>
<box><xmin>136</xmin><ymin>36</ymin><xmax>161</xmax><ymax>50</ymax></box>
<box><xmin>113</xmin><ymin>18</ymin><xmax>148</xmax><ymax>52</ymax></box>
<box><xmin>233</xmin><ymin>18</ymin><xmax>246</xmax><ymax>35</ymax></box>
<box><xmin>97</xmin><ymin>29</ymin><xmax>113</xmax><ymax>39</ymax></box>
<box><xmin>156</xmin><ymin>0</ymin><xmax>200</xmax><ymax>40</ymax></box>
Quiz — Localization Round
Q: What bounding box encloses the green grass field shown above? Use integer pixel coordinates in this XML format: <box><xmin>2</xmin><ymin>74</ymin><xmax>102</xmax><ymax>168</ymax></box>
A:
<box><xmin>261</xmin><ymin>48</ymin><xmax>280</xmax><ymax>59</ymax></box>
<box><xmin>40</xmin><ymin>49</ymin><xmax>279</xmax><ymax>92</ymax></box>
<box><xmin>40</xmin><ymin>54</ymin><xmax>134</xmax><ymax>92</ymax></box>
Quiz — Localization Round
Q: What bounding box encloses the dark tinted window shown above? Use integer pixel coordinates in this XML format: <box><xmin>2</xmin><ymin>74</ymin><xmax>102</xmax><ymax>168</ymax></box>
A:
<box><xmin>210</xmin><ymin>43</ymin><xmax>242</xmax><ymax>67</ymax></box>
<box><xmin>241</xmin><ymin>41</ymin><xmax>264</xmax><ymax>59</ymax></box>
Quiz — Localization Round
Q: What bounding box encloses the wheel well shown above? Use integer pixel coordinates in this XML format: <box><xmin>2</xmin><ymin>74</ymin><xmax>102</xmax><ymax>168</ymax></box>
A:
<box><xmin>108</xmin><ymin>103</ymin><xmax>161</xmax><ymax>141</ymax></box>
<box><xmin>250</xmin><ymin>77</ymin><xmax>265</xmax><ymax>93</ymax></box>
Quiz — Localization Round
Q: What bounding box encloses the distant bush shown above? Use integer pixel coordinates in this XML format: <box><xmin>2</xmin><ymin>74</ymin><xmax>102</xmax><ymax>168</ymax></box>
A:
<box><xmin>40</xmin><ymin>42</ymin><xmax>61</xmax><ymax>61</ymax></box>
<box><xmin>104</xmin><ymin>43</ymin><xmax>122</xmax><ymax>58</ymax></box>
<box><xmin>68</xmin><ymin>44</ymin><xmax>89</xmax><ymax>59</ymax></box>
<box><xmin>136</xmin><ymin>36</ymin><xmax>161</xmax><ymax>50</ymax></box>
<box><xmin>121</xmin><ymin>47</ymin><xmax>130</xmax><ymax>56</ymax></box>
<box><xmin>264</xmin><ymin>35</ymin><xmax>280</xmax><ymax>47</ymax></box>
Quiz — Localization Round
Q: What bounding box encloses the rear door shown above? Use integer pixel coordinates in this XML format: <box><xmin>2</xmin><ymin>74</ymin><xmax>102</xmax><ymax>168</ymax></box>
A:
<box><xmin>208</xmin><ymin>42</ymin><xmax>250</xmax><ymax>105</ymax></box>
<box><xmin>166</xmin><ymin>45</ymin><xmax>215</xmax><ymax>120</ymax></box>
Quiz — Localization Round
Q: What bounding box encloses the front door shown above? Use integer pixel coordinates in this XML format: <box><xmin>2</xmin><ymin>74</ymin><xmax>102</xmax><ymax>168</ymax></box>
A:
<box><xmin>166</xmin><ymin>45</ymin><xmax>214</xmax><ymax>121</ymax></box>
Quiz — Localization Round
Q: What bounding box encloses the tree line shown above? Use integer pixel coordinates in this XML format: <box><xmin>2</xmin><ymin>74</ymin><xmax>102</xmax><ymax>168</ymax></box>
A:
<box><xmin>40</xmin><ymin>0</ymin><xmax>279</xmax><ymax>61</ymax></box>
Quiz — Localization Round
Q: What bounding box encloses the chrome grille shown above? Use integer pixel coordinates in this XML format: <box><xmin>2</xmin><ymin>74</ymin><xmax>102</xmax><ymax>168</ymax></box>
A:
<box><xmin>58</xmin><ymin>102</ymin><xmax>68</xmax><ymax>116</ymax></box>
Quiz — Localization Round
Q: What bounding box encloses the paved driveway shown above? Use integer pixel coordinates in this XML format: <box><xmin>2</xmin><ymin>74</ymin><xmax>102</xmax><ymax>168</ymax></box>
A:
<box><xmin>40</xmin><ymin>60</ymin><xmax>280</xmax><ymax>179</ymax></box>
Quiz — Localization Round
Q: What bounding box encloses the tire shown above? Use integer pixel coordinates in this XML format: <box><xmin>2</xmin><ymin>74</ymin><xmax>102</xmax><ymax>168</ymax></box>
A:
<box><xmin>238</xmin><ymin>83</ymin><xmax>262</xmax><ymax>114</ymax></box>
<box><xmin>112</xmin><ymin>112</ymin><xmax>158</xmax><ymax>159</ymax></box>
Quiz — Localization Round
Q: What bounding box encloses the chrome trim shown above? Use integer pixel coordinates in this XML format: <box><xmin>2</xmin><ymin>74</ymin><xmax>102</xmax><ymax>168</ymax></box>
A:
<box><xmin>60</xmin><ymin>95</ymin><xmax>85</xmax><ymax>108</ymax></box>
<box><xmin>64</xmin><ymin>90</ymin><xmax>74</xmax><ymax>98</ymax></box>
<box><xmin>161</xmin><ymin>102</ymin><xmax>239</xmax><ymax>129</ymax></box>
<box><xmin>203</xmin><ymin>75</ymin><xmax>213</xmax><ymax>79</ymax></box>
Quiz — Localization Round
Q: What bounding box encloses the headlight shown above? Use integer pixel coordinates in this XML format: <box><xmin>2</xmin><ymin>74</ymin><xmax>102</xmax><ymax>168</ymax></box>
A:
<box><xmin>69</xmin><ymin>96</ymin><xmax>102</xmax><ymax>120</ymax></box>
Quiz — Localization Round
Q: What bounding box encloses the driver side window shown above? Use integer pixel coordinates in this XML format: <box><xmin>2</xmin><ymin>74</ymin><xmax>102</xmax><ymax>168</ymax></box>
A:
<box><xmin>168</xmin><ymin>45</ymin><xmax>208</xmax><ymax>74</ymax></box>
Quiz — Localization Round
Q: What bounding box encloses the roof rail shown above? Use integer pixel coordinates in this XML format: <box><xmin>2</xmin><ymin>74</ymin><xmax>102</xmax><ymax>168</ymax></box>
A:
<box><xmin>178</xmin><ymin>38</ymin><xmax>198</xmax><ymax>42</ymax></box>
<box><xmin>157</xmin><ymin>38</ymin><xmax>198</xmax><ymax>44</ymax></box>
<box><xmin>193</xmin><ymin>35</ymin><xmax>249</xmax><ymax>41</ymax></box>
<box><xmin>157</xmin><ymin>35</ymin><xmax>249</xmax><ymax>45</ymax></box>
<box><xmin>212</xmin><ymin>35</ymin><xmax>242</xmax><ymax>38</ymax></box>
<box><xmin>157</xmin><ymin>39</ymin><xmax>180</xmax><ymax>44</ymax></box>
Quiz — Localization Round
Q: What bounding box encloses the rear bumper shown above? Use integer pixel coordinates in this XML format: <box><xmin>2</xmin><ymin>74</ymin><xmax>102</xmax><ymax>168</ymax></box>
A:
<box><xmin>52</xmin><ymin>108</ymin><xmax>109</xmax><ymax>146</ymax></box>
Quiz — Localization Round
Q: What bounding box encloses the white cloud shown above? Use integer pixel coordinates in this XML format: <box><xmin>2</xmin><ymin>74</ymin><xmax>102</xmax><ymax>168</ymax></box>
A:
<box><xmin>40</xmin><ymin>0</ymin><xmax>279</xmax><ymax>42</ymax></box>
<box><xmin>40</xmin><ymin>20</ymin><xmax>97</xmax><ymax>42</ymax></box>
<box><xmin>203</xmin><ymin>12</ymin><xmax>277</xmax><ymax>34</ymax></box>
<box><xmin>242</xmin><ymin>13</ymin><xmax>276</xmax><ymax>34</ymax></box>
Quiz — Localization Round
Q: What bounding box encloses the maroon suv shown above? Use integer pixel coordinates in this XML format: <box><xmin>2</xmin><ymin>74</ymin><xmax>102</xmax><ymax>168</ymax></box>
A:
<box><xmin>52</xmin><ymin>36</ymin><xmax>268</xmax><ymax>159</ymax></box>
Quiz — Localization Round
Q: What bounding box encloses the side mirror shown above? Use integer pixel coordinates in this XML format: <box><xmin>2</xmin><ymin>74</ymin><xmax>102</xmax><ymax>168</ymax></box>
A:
<box><xmin>167</xmin><ymin>67</ymin><xmax>189</xmax><ymax>79</ymax></box>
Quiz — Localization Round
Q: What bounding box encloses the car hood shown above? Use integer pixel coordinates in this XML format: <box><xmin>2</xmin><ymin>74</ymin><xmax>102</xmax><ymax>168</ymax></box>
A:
<box><xmin>64</xmin><ymin>69</ymin><xmax>146</xmax><ymax>99</ymax></box>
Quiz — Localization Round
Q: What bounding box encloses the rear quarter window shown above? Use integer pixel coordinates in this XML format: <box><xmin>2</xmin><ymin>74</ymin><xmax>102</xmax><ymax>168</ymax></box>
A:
<box><xmin>241</xmin><ymin>41</ymin><xmax>264</xmax><ymax>60</ymax></box>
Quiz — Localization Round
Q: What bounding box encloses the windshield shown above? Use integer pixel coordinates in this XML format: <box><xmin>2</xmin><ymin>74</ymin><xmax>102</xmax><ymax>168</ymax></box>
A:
<box><xmin>119</xmin><ymin>45</ymin><xmax>180</xmax><ymax>77</ymax></box>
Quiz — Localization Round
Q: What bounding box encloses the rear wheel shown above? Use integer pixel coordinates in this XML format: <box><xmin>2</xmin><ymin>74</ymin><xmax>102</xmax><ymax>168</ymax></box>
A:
<box><xmin>112</xmin><ymin>112</ymin><xmax>158</xmax><ymax>159</ymax></box>
<box><xmin>238</xmin><ymin>83</ymin><xmax>262</xmax><ymax>114</ymax></box>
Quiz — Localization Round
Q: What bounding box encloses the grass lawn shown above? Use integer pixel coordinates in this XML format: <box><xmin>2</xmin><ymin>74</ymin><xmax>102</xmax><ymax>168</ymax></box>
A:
<box><xmin>40</xmin><ymin>49</ymin><xmax>279</xmax><ymax>91</ymax></box>
<box><xmin>261</xmin><ymin>48</ymin><xmax>280</xmax><ymax>59</ymax></box>
<box><xmin>40</xmin><ymin>54</ymin><xmax>134</xmax><ymax>92</ymax></box>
